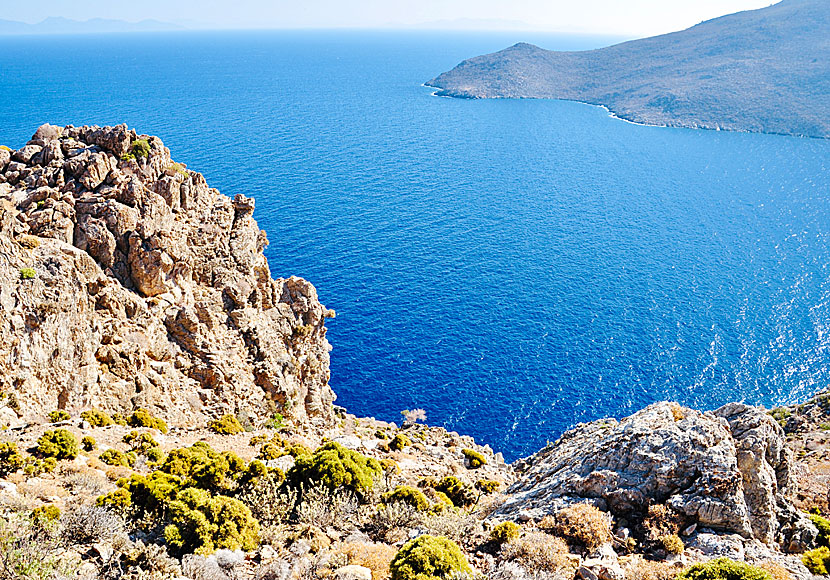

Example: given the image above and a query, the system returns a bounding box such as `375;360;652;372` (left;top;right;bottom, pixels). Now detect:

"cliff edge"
0;124;335;428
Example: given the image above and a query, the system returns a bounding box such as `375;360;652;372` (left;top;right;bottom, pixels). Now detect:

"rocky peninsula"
426;0;830;138
0;124;829;580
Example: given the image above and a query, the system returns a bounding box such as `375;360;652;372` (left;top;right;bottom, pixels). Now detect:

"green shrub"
287;441;382;499
123;430;159;453
256;435;311;461
81;436;96;452
659;534;684;554
678;558;772;580
160;442;245;494
804;547;830;575
475;479;501;494
36;429;78;460
435;476;475;508
31;505;60;525
112;413;127;426
811;514;830;547
96;487;132;516
208;415;244;435
383;485;430;512
163;487;259;555
24;456;56;476
389;434;411;451
491;521;521;545
462;448;486;468
145;447;165;463
99;448;133;467
127;409;168;433
130;139;151;158
81;409;114;427
48;410;70;423
265;413;285;430
0;441;24;476
389;535;470;580
19;268;35;280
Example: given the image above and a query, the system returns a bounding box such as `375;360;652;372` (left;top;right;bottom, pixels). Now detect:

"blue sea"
1;31;829;461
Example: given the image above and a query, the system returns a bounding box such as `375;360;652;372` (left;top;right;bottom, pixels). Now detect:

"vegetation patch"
36;429;78;460
208;414;244;435
48;410;70;423
389;535;470;580
19;268;36;280
81;409;114;427
288;441;382;499
490;521;521;545
462;448;486;468
127;409;168;433
678;558;773;580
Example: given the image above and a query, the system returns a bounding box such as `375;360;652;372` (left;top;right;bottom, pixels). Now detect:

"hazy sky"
6;0;777;36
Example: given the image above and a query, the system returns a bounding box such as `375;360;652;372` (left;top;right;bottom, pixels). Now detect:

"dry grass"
623;556;682;580
550;504;612;551
340;541;398;580
758;561;794;580
499;532;577;574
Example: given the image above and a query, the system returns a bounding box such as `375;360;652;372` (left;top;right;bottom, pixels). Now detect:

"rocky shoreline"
1;124;829;580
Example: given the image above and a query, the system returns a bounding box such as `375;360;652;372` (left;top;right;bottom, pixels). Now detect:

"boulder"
496;402;816;551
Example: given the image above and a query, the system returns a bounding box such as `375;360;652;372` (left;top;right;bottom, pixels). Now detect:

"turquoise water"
1;31;829;460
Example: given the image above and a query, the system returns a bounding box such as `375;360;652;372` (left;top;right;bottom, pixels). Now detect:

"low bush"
61;504;125;545
0;441;24;476
208;415;244;435
127;409;168;433
434;476;475;508
81;409;114;427
96;487;133;516
811;514;830;547
81;436;96;452
31;505;60;526
237;472;295;528
462;448;486;468
475;479;501;494
287;441;382;499
36;429;78;460
383;485;430;512
123;430;159;453
340;542;398;580
19;268;36;280
389;535;470;580
264;413;285;430
164;487;259;555
678;558;772;580
23;456;56;476
48;410;70;423
551;503;612;551
803;547;830;575
131;139;151;158
389;434;411;451
100;448;134;467
659;534;684;554
499;532;575;574
491;521;521;545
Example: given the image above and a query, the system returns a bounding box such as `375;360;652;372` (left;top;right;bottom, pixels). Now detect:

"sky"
4;0;778;37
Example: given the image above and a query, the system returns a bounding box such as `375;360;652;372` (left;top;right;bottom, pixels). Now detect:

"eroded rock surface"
496;402;816;551
0;124;335;427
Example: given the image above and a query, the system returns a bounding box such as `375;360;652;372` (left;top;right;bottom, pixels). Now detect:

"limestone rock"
0;125;335;428
496;402;815;551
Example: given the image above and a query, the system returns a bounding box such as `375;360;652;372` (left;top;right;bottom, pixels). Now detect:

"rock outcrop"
496;402;816;552
0;124;335;427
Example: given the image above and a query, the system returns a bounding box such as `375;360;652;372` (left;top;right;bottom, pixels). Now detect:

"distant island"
426;0;830;139
0;17;181;35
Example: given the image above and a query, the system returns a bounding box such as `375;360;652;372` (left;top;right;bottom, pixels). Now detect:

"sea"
1;30;829;461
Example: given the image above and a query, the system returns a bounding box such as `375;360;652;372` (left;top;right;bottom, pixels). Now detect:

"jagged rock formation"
496;402;816;552
427;0;830;138
0;124;335;427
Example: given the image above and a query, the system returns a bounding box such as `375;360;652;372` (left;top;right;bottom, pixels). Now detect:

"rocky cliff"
0;124;335;427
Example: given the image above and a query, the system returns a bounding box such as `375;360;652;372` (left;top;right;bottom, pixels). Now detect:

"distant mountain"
0;17;181;35
426;0;830;138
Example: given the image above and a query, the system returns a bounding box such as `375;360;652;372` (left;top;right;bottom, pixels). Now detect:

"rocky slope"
0;124;335;428
427;0;830;138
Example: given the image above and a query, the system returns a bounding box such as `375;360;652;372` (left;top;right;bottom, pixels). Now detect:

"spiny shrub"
383;486;430;512
462;448;486;468
0;441;24;476
678;558;772;580
128;409;168;433
803;547;830;575
36;429;78;460
287;441;382;499
161;442;245;493
659;534;684;555
131;139;151;158
389;535;470;580
81;409;114;427
31;504;60;525
208;415;244;435
434;476;475;508
24;456;56;476
81;436;96;452
163;487;259;555
100;448;134;467
552;503;612;551
19;268;36;280
811;513;830;547
123;430;159;453
499;532;575;573
96;487;133;516
389;434;411;451
48;410;70;423
491;521;521;545
475;480;501;494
